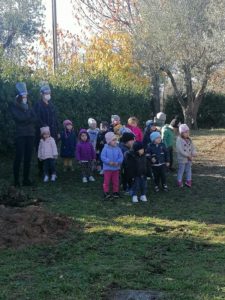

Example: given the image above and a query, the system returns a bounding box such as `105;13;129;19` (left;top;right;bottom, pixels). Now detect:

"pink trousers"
103;170;120;193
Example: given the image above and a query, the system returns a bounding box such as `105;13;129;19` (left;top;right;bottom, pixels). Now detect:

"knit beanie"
40;82;51;94
156;112;167;121
133;141;144;152
16;82;28;96
111;115;120;123
179;124;189;134
63;120;72;127
150;131;161;142
105;132;117;144
88;118;97;126
146;120;156;128
119;126;132;136
121;132;135;143
40;126;50;135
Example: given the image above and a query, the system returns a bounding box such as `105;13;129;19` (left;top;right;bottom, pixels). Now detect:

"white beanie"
40;126;50;135
88;118;97;126
179;124;190;134
105;132;117;144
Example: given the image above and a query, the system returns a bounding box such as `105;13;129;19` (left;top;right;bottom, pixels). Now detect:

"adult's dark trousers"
13;136;34;184
152;164;167;187
167;146;174;169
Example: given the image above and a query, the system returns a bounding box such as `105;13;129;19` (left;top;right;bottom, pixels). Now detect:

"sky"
42;0;79;34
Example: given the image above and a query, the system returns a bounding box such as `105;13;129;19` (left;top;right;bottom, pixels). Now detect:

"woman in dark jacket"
10;82;36;186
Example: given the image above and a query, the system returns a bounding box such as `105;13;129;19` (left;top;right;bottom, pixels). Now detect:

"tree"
0;0;44;53
135;0;225;128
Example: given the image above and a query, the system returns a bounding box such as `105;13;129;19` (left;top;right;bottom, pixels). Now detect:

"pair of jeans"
152;164;167;187
103;170;120;193
177;161;192;182
13;136;34;184
132;176;147;196
80;161;92;178
43;158;56;176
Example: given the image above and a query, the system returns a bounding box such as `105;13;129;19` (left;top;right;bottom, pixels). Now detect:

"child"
161;118;180;171
76;129;96;183
101;132;123;199
87;118;99;150
38;126;58;182
96;121;109;174
110;115;123;138
176;124;197;188
146;132;170;192
127;117;143;142
143;120;158;149
124;142;148;203
119;132;136;193
60;120;76;172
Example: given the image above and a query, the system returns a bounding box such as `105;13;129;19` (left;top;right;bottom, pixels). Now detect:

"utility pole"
52;0;58;72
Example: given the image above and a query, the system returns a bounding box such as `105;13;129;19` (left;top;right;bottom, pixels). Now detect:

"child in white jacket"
38;126;58;182
176;124;197;188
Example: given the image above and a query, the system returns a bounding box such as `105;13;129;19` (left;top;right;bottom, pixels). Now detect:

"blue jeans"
43;159;56;176
177;161;192;182
132;176;147;196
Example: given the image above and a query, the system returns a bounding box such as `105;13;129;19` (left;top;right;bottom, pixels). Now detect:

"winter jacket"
34;100;59;141
60;129;76;158
124;150;148;180
146;142;169;166
10;102;36;137
162;125;175;148
87;128;99;150
127;125;143;142
119;142;130;155
96;130;108;153
38;137;58;160
101;144;123;171
76;129;96;161
176;136;196;163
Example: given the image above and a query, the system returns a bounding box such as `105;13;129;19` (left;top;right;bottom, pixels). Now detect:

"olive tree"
135;0;225;127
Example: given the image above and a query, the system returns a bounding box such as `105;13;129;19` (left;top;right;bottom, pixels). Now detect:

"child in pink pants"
101;132;123;200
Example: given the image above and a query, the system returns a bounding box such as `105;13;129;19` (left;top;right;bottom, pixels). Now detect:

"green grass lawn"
0;129;225;300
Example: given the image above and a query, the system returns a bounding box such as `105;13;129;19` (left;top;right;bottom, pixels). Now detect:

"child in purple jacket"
76;129;96;183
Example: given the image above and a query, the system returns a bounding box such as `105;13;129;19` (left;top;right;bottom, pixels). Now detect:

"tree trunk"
152;72;161;114
182;106;193;128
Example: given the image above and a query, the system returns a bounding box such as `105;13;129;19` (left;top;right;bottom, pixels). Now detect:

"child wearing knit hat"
176;124;197;188
146;132;170;192
101;132;123;199
38;126;58;182
60;120;76;172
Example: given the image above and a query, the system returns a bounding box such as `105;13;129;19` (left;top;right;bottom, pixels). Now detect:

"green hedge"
0;75;152;153
164;93;225;128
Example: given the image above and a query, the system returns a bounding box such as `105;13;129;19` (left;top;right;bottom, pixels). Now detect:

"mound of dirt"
0;205;72;249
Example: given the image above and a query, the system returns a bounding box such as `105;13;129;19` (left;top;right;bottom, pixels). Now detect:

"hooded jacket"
101;144;123;171
76;129;96;161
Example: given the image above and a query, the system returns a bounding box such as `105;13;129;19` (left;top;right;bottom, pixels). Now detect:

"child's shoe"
140;195;148;202
154;186;160;193
132;195;139;203
185;180;192;188
163;184;169;192
44;175;49;183
89;176;95;182
100;169;104;175
104;192;111;200
177;181;183;188
113;192;120;199
51;174;57;182
82;177;88;183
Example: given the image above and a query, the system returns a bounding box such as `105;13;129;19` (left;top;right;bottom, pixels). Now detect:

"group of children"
37;114;197;202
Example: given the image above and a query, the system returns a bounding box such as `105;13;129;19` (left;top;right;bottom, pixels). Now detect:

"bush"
164;93;225;128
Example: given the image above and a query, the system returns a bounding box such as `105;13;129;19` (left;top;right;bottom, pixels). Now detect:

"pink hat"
40;126;50;135
63;120;72;127
179;124;189;134
105;132;117;144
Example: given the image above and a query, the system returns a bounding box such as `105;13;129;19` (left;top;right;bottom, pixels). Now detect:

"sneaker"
82;177;88;183
51;174;57;182
140;195;148;202
185;180;192;188
44;175;49;183
104;192;111;200
99;170;104;175
163;184;169;192
132;195;139;203
89;176;95;182
113;192;120;199
154;186;160;193
177;181;183;188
